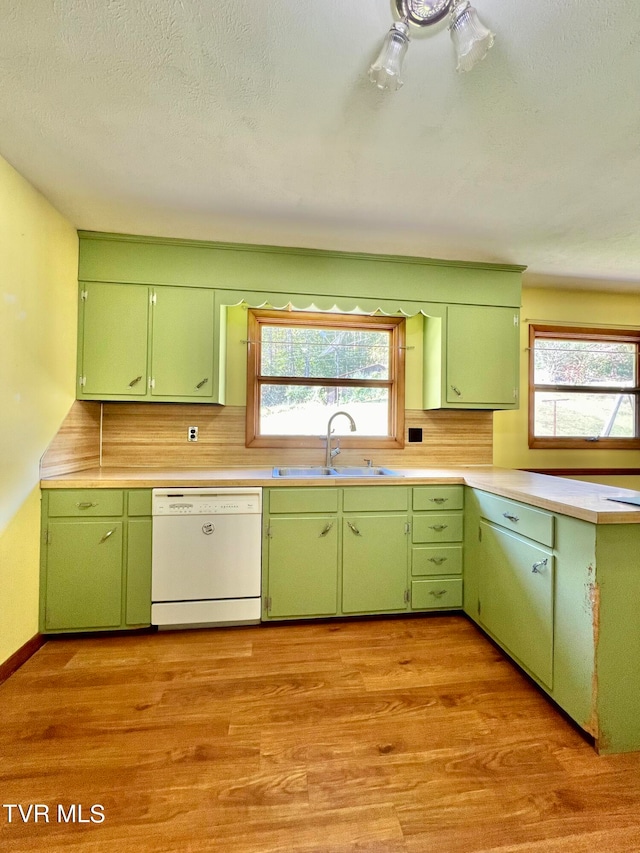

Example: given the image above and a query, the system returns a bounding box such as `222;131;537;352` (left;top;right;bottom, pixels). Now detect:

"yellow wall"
494;287;640;471
0;155;78;665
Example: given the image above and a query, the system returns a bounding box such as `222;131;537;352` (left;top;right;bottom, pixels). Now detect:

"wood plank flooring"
2;615;640;852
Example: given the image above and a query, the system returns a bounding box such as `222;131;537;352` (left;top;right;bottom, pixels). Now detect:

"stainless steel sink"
272;467;337;478
272;466;403;478
333;466;403;477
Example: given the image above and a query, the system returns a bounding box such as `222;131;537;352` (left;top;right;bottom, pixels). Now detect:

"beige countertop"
40;465;640;525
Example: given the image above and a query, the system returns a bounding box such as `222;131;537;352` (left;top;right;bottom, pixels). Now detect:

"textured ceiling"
1;0;640;288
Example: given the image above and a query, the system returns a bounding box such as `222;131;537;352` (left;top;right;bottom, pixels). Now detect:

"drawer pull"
128;375;143;387
428;556;447;565
450;385;462;397
532;559;548;574
319;522;334;537
503;512;520;523
429;589;448;599
429;524;448;532
195;377;209;389
347;521;362;536
76;501;98;509
99;528;116;544
429;497;448;504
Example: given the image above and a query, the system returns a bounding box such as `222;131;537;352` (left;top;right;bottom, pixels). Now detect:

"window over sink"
529;324;640;449
246;309;405;448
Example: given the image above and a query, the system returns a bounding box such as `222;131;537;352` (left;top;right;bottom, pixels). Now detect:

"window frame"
246;309;406;449
528;324;640;449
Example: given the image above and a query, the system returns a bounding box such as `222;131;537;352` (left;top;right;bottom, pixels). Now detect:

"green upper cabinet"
424;304;520;410
79;282;149;396
77;282;224;403
150;286;214;398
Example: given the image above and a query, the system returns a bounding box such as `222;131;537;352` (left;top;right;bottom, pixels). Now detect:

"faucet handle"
364;458;373;468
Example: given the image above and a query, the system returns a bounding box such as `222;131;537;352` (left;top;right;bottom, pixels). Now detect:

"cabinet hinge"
404;522;411;535
150;291;157;306
78;376;86;388
44;528;52;545
513;387;518;400
478;525;482;541
265;525;273;539
513;314;519;327
148;377;155;390
265;596;272;612
404;589;410;604
80;290;88;301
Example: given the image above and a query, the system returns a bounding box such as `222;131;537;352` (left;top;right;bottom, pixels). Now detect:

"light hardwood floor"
2;615;640;852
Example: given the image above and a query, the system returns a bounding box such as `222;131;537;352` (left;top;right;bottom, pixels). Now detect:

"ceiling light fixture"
369;0;495;92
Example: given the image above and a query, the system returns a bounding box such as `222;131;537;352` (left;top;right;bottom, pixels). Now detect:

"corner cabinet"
40;489;152;633
76;282;225;403
262;485;464;622
424;304;520;410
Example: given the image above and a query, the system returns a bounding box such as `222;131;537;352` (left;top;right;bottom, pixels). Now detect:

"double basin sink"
273;466;403;478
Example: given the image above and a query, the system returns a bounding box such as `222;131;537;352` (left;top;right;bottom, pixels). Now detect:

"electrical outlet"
188;426;198;442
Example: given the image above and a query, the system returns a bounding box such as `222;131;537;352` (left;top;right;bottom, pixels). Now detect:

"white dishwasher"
151;487;262;628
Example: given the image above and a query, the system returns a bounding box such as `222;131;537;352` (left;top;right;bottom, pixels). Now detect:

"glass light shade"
449;1;495;73
368;21;410;91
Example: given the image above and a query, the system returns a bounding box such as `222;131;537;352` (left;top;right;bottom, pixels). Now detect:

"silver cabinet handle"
128;375;143;387
429;497;448;504
76;501;97;509
347;521;362;536
429;524;448;532
195;378;209;389
428;556;447;565
429;589;448;599
503;512;520;523
451;385;462;396
99;528;116;544
319;522;334;537
532;559;548;574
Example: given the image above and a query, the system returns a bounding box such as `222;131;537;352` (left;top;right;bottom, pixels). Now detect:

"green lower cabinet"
265;516;339;618
126;518;152;625
41;489;152;633
478;520;554;689
342;514;409;614
43;520;124;631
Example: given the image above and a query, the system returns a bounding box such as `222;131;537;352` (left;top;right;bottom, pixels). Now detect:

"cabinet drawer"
47;490;124;517
476;491;554;547
413;486;463;511
342;487;408;513
412;579;462;610
127;490;152;516
412;513;463;543
269;488;339;514
412;545;462;576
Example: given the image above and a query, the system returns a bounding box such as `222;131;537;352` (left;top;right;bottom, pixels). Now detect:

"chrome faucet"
325;411;357;468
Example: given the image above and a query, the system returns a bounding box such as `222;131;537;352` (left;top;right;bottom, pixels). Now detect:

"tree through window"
529;325;640;449
246;309;405;448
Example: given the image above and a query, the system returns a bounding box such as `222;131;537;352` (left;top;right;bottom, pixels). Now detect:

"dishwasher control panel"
152;488;262;516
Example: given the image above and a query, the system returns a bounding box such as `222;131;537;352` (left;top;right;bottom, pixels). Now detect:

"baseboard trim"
0;634;45;684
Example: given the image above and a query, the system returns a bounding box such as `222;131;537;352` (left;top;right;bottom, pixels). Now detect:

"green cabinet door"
80;282;149;396
446;305;519;405
266;516;339;618
150;286;215;398
478;520;554;688
44;520;124;631
126;517;152;625
342;514;409;613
